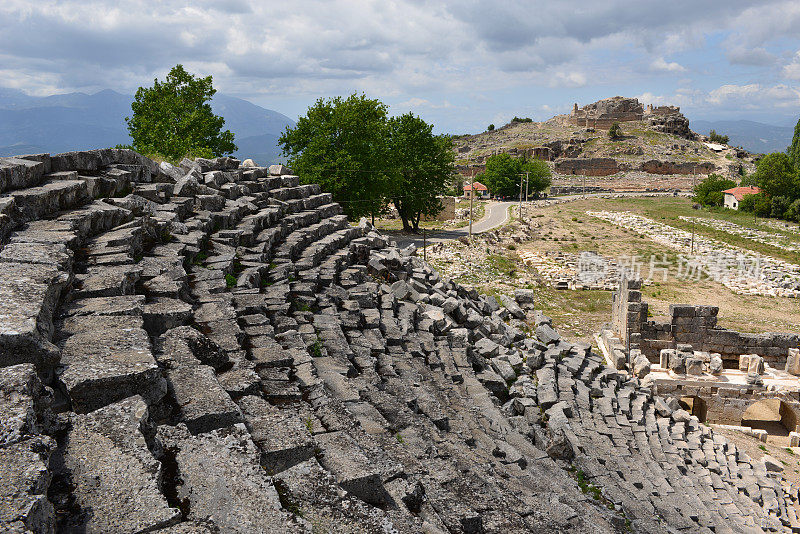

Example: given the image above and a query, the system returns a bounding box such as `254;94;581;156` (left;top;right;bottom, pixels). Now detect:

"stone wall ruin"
611;273;800;367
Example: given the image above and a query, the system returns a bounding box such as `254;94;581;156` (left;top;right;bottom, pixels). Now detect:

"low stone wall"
555;158;619;176
612;274;800;367
549;185;612;195
639;160;714;175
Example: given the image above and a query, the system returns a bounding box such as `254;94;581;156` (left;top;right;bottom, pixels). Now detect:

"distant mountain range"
692;119;795;154
0;88;294;165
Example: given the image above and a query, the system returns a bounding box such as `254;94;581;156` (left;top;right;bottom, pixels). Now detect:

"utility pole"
423;228;427;261
525;172;530;203
468;168;474;240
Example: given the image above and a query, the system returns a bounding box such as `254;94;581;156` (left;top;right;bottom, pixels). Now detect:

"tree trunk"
412;211;421;232
394;199;414;233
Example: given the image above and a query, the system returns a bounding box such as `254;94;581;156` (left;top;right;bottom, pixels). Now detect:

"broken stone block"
762;455;783;473
668;351;685;374
157;423;296;533
746;372;763;386
314;430;389;506
514;288;535;306
74;264;142;298
746;354;764;375
167;364;242;434
535;323;560;345
0;262;69;369
59;325;166;413
61;396;180;532
790;431;800;447
786;348;800;376
0;241;73;272
163;326;229;371
685;357;704;376
709;353;723;375
142;298;193;335
0;436;56;533
633;352;651;379
237;396;314;474
61;295;146;317
654;398;672;417
0;363;52;447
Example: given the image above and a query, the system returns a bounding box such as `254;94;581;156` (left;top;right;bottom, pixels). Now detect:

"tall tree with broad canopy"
693;174;736;207
480;153;551;198
386;113;455;232
279;93;390;220
750;152;799;199
522;157;552;197
126;64;236;162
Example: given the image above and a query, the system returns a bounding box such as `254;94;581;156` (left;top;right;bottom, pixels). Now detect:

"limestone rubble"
0;149;796;532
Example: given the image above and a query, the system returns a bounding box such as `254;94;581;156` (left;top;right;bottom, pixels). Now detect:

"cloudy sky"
2;0;800;133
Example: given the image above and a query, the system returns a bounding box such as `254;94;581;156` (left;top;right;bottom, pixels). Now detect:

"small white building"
722;186;760;210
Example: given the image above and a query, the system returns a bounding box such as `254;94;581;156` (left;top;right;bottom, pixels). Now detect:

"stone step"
0;435;56;533
58;317;166;413
58;396;180;532
0;262;69;369
6;179;88;221
237;395;315;473
0;156;46;194
156;423;299;533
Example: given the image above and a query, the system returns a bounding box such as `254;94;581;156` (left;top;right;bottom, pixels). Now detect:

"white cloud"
782;51;800;80
0;0;800;130
549;71;587;88
650;57;686;73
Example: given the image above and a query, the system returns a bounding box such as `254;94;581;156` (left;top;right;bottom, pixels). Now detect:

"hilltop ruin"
0;149;797;533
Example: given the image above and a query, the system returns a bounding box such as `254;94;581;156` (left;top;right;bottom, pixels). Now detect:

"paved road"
393;201;514;249
391;192;686;249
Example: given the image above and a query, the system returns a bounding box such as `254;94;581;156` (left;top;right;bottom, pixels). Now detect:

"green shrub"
608;122;622;139
709;129;729;144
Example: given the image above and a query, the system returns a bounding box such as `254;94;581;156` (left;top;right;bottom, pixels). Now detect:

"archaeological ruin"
569;96;693;138
2;148;800;533
602;274;800;447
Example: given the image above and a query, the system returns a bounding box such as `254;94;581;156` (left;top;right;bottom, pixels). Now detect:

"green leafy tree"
785;199;800;222
608;122;622;139
386;113;455;232
739;192;772;216
708;129;729;144
749;152;799;199
126;64;236;162
279;93;390;220
479;153;524;198
487;124;495;131
522;158;552;197
693;174;736;207
789;117;800;170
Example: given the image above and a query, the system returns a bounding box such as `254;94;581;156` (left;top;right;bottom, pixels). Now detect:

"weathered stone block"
59;325;166;413
237;396;314;473
167;364;241;434
0;436;56;533
315;430;388;506
0;262;68;369
62;396;179;532
786;348;800;376
157;423;295;533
